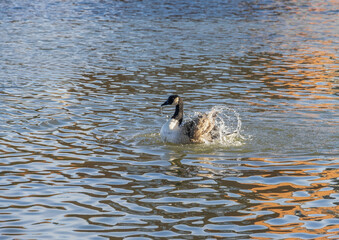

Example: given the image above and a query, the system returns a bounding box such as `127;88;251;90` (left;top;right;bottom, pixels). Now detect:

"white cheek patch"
172;97;179;105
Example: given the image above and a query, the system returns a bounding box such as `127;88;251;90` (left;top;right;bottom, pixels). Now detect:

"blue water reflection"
1;0;338;239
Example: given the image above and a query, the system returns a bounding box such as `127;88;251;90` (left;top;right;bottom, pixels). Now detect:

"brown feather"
183;111;218;143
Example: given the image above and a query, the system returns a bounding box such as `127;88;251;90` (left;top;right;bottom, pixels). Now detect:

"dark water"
1;0;338;239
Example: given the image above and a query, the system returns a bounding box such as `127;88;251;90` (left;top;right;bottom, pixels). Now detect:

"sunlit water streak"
0;0;338;239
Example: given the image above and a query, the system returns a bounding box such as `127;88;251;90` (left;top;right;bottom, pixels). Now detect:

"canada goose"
160;95;218;144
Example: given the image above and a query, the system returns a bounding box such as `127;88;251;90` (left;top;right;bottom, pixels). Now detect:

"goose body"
160;118;190;144
160;95;217;144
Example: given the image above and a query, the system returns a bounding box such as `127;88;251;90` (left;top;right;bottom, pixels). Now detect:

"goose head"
161;95;183;125
161;95;180;106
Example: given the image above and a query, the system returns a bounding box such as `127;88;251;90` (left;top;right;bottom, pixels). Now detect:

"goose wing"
183;111;217;143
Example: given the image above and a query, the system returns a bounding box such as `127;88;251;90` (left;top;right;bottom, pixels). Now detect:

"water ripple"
1;0;338;239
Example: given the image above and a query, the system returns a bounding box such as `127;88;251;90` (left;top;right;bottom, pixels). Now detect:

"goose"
160;95;218;144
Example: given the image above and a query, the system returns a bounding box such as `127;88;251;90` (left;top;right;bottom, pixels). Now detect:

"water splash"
187;105;244;146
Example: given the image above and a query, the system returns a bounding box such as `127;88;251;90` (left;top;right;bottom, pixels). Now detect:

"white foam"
187;105;244;146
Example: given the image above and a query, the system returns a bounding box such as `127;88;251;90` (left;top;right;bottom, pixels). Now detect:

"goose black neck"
171;98;183;125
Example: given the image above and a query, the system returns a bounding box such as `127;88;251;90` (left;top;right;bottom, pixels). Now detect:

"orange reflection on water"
240;157;339;238
262;50;337;99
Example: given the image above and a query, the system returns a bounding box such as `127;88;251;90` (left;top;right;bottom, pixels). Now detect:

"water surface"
1;0;338;239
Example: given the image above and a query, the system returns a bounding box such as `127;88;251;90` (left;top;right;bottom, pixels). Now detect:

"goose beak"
161;100;170;106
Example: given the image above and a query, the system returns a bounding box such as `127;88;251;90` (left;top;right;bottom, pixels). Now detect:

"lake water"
1;0;338;239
